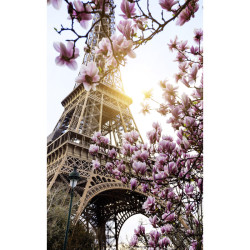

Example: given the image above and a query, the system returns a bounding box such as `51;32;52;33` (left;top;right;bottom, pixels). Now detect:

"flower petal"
52;0;62;10
66;60;78;70
55;56;64;66
53;42;61;52
83;82;91;91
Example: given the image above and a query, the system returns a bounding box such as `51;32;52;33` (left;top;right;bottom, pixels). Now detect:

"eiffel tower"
47;1;149;249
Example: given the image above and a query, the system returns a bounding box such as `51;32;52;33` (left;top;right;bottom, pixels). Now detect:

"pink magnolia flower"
105;162;113;171
142;196;156;213
129;235;138;247
53;42;79;70
124;131;139;144
134;224;145;236
182;77;191;88
140;103;150;115
112;169;121;179
108;148;117;158
138;224;145;234
190;45;199;55
147;130;157;144
121;142;133;155
159;237;171;248
134;17;147;30
100;135;109;145
184;116;195;127
166;162;177;175
174;72;183;83
73;1;92;29
92;159;100;170
194;29;203;44
168;36;178;51
75;62;100;91
167;189;175;199
89;144;99;154
197;178;203;191
189;241;197;250
132;161;147;175
117;163;126;172
149;215;158;227
149;230;161;242
92;131;102;144
189;65;199;82
117;19;136;40
171;106;181;118
159;0;178;12
120;0;136;19
47;0;62;10
161;224;173;234
92;132;109;145
141;183;149;193
158;140;170;153
181;93;190;108
162;212;175;222
105;35;136;67
95;37;111;56
114;35;136;58
179;62;188;73
175;52;186;63
141;150;149;161
152;122;161;132
157;104;168;115
185;183;194;196
164;83;178;96
179;40;189;51
148;239;156;248
121;176;128;184
132;150;148;162
182;136;190;149
130;178;137;189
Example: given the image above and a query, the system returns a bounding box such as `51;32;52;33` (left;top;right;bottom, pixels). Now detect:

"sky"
2;0;250;249
47;0;203;244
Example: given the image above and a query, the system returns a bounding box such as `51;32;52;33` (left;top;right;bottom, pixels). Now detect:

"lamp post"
63;166;80;250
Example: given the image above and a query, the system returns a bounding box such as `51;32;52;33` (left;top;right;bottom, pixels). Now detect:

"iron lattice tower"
47;2;148;249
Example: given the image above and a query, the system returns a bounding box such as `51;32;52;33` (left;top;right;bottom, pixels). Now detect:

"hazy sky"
47;0;203;244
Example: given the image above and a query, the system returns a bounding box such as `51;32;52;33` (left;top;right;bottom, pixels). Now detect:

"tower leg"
114;214;118;250
97;224;106;250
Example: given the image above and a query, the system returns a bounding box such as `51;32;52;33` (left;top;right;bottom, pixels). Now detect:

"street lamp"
63;166;80;250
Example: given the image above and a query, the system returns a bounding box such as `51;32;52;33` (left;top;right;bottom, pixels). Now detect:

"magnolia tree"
48;0;203;249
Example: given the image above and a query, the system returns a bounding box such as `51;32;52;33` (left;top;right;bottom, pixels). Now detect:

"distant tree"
47;183;98;250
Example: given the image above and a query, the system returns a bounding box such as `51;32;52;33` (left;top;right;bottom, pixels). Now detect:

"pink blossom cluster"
92;131;109;145
95;34;136;68
90;103;202;247
90;30;203;248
